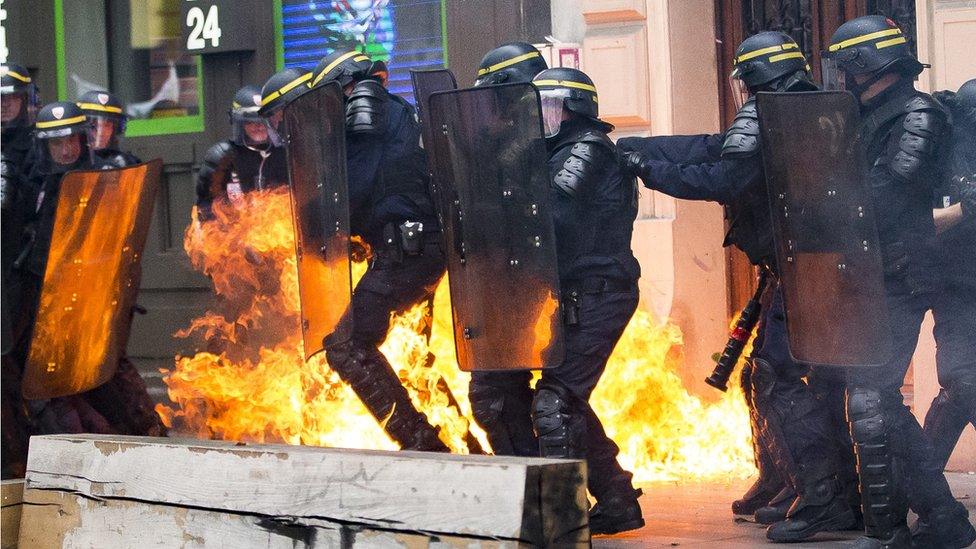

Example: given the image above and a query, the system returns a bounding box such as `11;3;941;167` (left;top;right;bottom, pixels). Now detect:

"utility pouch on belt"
563;289;581;327
398;221;424;256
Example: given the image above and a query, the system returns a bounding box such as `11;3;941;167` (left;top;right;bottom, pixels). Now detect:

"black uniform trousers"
472;283;638;499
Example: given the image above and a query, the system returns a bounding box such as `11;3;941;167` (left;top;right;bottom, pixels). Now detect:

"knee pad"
847;387;885;442
749;358;777;399
532;381;586;459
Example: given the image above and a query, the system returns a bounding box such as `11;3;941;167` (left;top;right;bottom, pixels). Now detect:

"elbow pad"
721;100;760;159
346;80;388;136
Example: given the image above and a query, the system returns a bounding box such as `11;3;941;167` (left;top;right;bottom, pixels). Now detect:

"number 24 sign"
181;1;254;54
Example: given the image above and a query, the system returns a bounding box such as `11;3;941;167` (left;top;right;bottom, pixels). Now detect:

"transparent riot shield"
428;83;563;371
283;81;352;360
22;160;162;399
758;91;891;367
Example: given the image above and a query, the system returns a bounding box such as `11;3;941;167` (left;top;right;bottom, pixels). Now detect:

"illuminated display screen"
280;0;446;103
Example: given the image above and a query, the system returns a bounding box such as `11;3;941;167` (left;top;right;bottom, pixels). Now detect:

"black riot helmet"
259;68;312;141
258;68;312;117
729;32;815;108
34;101;91;174
475;42;548;87
2;62;39;130
77;90;127;152
533;68;602;138
955;78;976;128
229;84;278;149
822;16;923;98
311;50;388;90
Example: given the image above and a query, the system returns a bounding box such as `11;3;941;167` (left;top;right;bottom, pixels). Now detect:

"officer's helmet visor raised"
539;87;571;137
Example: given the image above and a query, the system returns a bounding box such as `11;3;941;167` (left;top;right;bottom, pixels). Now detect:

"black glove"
957;175;976;218
620;150;646;178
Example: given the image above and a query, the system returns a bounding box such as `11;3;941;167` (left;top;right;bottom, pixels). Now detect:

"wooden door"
714;0;916;312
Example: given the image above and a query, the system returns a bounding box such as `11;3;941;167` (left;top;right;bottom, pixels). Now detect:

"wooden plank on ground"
22;435;588;547
1;479;23;549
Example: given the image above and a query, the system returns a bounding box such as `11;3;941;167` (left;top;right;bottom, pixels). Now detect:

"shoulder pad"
553;135;613;198
890;95;949;181
203;141;235;166
346;80;388;136
721;100;760;158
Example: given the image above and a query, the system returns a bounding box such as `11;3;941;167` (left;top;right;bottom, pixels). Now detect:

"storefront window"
279;0;446;104
56;0;204;136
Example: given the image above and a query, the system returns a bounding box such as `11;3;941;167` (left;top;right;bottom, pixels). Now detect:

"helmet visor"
728;73;751;110
233;109;276;148
88;115;120;151
820;57;848;91
539;88;571;138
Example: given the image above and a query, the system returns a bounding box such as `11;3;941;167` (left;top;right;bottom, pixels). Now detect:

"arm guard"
552;132;614;198
889;96;949;183
721;99;760;159
346;80;388;136
195;141;235;217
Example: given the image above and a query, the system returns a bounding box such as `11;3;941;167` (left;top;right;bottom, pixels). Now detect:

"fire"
157;188;755;481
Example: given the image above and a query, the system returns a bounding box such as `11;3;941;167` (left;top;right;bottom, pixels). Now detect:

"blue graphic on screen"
281;0;445;103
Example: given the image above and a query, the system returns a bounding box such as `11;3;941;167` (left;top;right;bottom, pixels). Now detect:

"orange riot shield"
22;160;162;399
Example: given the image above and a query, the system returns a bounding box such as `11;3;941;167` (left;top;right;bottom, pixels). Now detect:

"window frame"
53;0;206;137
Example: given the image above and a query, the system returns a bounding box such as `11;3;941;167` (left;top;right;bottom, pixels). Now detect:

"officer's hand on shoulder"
620;150;645;178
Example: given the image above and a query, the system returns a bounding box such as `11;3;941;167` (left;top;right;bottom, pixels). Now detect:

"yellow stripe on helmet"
734;42;800;64
828;28;902;52
477;51;543;76
875;36;907;50
768;51;806;63
532;79;598;94
36;115;87;129
77;102;124;115
311;51;363;87
3;69;31;83
261;72;313;106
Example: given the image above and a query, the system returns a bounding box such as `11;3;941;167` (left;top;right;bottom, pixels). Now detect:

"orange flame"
157;188;755;481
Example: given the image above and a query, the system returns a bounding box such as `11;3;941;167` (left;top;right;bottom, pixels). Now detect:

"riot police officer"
910;79;976;542
529;68;644;535
466;42;549;460
308;50;447;452
619;32;860;542
1;62;39;172
77;90;141;168
196;83;290;220
822;16;975;549
473;41;549;87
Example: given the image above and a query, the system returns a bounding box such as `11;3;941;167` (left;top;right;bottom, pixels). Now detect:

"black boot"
734;363;786;517
765;477;857;542
755;486;795;525
911;503;976;549
589;488;644;536
325;340;448;452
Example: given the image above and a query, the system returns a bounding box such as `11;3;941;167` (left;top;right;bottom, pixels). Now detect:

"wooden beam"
22;435;588;547
1;480;23;549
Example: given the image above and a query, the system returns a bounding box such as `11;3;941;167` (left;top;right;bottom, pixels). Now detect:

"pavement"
593;473;976;548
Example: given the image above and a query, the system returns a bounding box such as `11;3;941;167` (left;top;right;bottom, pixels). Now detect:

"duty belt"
562;277;636;295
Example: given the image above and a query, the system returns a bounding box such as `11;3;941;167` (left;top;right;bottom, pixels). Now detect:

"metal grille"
867;0;918;55
741;0;816;62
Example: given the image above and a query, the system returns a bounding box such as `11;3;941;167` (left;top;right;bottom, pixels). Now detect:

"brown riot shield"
282;81;353;360
758;91;891;367
22;160;162;399
427;83;563;372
